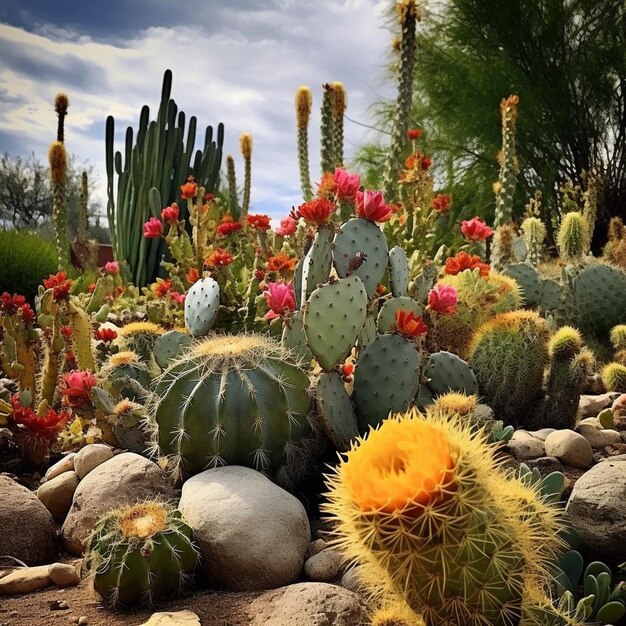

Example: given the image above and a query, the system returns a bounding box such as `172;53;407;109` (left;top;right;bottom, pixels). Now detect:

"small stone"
579;393;620;418
529;428;556;442
304;549;343;582
307;538;328;558
49;563;80;587
37;471;79;521
588;373;606;395
507;430;545;461
576;424;622;449
138;611;201;626
579;417;601;427
341;565;365;594
49;600;69;610
77;617;88;625
44;454;76;482
545;430;593;469
74;444;113;479
0;565;50;594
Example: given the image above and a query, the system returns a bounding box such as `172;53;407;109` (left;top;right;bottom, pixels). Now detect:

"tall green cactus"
331;81;346;167
240;132;252;217
320;83;335;175
105;69;224;287
295;86;313;202
494;95;520;227
382;0;419;203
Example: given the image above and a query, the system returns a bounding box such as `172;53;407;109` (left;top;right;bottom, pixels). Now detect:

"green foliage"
0;230;57;302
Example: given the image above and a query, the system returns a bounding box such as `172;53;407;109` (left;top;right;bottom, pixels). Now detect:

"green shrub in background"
0;230;57;302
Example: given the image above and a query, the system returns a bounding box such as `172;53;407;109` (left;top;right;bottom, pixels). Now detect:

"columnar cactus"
83;501;199;607
240;132;253;217
150;334;316;487
295;85;314;202
493;95;520;227
320;83;335;175
226;154;240;219
331;81;346;167
557;212;590;261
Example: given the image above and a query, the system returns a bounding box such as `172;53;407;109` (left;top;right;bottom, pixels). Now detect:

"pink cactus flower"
333;168;361;202
355;190;395;223
104;261;119;275
161;203;179;223
143;217;164;238
461;216;494;241
275;216;298;237
263;282;296;320
428;285;458;315
59;370;97;408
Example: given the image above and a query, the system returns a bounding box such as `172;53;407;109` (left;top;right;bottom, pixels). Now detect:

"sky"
0;0;396;223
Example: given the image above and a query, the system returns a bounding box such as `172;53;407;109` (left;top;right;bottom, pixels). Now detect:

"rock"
566;456;626;565
62;452;175;555
179;466;310;591
579;393;620;418
77;617;88;625
544;430;593;469
49;562;80;587
248;582;369;626
528;428;555;442
524;456;565;475
0;475;57;565
507;430;545;461
304;549;343;582
74;444;113;479
341;565;365;594
612;394;626;431
307;539;328;558
588;373;606;395
37;471;79;521
576;424;622;449
0;565;51;594
578;417;601;427
43;453;76;482
138;611;201;626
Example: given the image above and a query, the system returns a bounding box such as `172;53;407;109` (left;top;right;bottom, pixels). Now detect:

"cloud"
0;1;396;219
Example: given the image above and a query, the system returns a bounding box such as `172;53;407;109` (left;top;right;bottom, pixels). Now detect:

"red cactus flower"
406;128;422;140
10;394;70;439
333;168;361;202
421;157;432;170
161;203;180;223
376;284;387;296
95;328;117;343
431;194;451;214
87;283;97;293
1;292;26;314
255;269;266;280
152;278;172;299
267;253;297;275
217;219;243;236
104;261;119;274
263;282;296;320
143;217;164;238
205;248;234;268
43;272;72;302
428;285;458;315
19;304;35;324
275;216;298;237
355;190;395;223
61;325;73;338
444;251;490;277
395;309;428;338
180;176;198;200
341;362;354;378
297;198;335;225
247;214;272;231
169;291;185;305
461;217;494;242
186;267;200;284
59;370;97;408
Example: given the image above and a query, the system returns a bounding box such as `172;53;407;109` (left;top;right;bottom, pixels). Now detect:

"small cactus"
557;212;590;261
601;362;626;393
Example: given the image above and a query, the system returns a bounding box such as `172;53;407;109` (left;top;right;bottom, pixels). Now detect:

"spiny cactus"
225;154;240;219
557;212;590;261
331;81;346;167
521;214;546;267
382;0;419;203
240;132;252;217
323;407;573;626
83;501;199;607
115;322;164;362
320;83;335;175
601;362;626;392
295;85;314;201
604;217;626;268
494;95;520;227
150;334;317;488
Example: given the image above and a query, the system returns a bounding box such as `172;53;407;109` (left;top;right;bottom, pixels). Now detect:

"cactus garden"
1;1;626;625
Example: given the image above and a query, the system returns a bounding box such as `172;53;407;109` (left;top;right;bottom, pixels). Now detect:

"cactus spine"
295;86;314;201
557;212;590;261
240;132;252;216
320;83;335;174
382;0;419;203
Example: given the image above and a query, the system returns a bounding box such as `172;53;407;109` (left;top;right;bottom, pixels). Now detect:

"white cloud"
0;1;396;220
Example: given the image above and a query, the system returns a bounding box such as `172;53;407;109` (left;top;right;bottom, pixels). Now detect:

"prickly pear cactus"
377;296;422;334
353;333;420;431
281;310;313;363
333;217;388;297
503;263;542;307
184;277;220;337
83;501;199;607
153;330;192;369
423;351;477;397
303;276;367;371
414;262;439;304
316;371;359;451
357;313;377;353
388;246;409;297
301;226;333;304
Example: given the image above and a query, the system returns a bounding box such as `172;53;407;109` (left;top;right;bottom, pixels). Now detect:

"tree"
356;0;625;249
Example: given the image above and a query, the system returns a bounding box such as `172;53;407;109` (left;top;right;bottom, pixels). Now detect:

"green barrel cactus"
83;501;199;607
150;334;316;487
557;211;590;261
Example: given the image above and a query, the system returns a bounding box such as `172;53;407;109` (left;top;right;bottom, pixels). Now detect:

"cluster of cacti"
323;407;583;626
105;69;224;287
83;501;199;607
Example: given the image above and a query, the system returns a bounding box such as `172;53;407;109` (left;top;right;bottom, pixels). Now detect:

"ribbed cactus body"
557;212;590;261
84;502;199;607
494;95;519;226
323;409;565;626
295;86;313;202
151;335;315;486
601;362;626;392
521;216;546;266
320;83;335;174
469;311;550;424
115;322;165;363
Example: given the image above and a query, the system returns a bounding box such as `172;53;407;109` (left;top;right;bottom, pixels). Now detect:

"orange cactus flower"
205;248;234;268
395;309;428;338
444;251;490;277
297;198;335;225
247;214;271;231
180;176;198;200
186;267;200;284
152;278;172;299
267;252;298;275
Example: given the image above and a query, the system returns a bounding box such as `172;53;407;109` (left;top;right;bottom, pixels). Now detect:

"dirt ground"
0;582;264;626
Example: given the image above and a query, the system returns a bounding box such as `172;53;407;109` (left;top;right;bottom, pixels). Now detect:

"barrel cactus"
150;334;317;488
83;501;199;607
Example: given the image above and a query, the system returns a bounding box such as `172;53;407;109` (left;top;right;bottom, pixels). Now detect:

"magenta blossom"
355;190;395;223
333;168;361;202
428;285;458;315
275;216;298;237
104;261;119;275
143;217;164;238
263;282;296;320
461;217;494;242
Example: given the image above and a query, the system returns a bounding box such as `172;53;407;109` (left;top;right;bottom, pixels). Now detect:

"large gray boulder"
0;475;57;565
566;456;626;565
61;452;175;555
179;466;310;591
